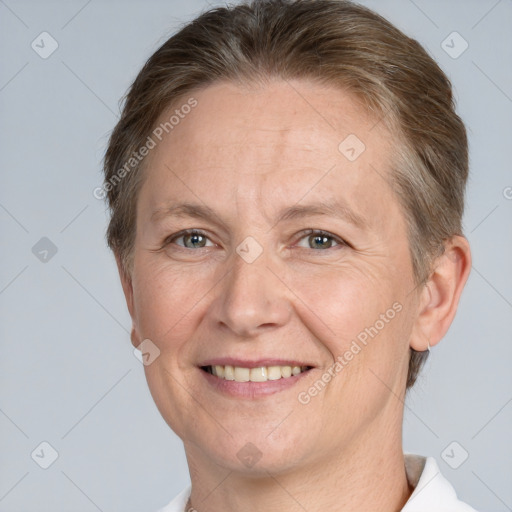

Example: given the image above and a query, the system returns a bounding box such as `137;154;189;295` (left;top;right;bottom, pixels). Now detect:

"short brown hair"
103;0;468;389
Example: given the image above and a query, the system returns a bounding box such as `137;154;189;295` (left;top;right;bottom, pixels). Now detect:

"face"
123;80;421;475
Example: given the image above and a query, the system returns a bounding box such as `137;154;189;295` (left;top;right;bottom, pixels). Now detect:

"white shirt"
157;453;478;512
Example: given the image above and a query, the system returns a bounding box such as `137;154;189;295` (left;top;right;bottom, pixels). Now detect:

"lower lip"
199;368;312;399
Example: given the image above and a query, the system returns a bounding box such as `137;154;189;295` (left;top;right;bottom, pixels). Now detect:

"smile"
202;365;312;382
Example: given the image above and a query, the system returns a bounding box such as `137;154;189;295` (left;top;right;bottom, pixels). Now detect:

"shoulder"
402;453;479;512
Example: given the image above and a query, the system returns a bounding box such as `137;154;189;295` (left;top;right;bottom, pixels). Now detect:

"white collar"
401;453;477;511
157;454;478;512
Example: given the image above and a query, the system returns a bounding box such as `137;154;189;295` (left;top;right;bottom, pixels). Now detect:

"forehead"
159;79;387;165
140;79;400;229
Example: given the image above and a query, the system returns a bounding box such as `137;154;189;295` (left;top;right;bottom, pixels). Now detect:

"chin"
194;424;315;476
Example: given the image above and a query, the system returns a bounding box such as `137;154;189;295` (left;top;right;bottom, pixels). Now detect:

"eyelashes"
164;229;211;249
295;229;348;250
163;228;350;251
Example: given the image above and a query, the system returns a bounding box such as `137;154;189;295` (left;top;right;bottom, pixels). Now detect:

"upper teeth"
208;365;308;382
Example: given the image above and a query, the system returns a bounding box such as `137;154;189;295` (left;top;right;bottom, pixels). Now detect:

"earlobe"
131;326;141;349
410;235;471;351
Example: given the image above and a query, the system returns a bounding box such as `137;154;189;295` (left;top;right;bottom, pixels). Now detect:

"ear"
410;235;471;351
115;253;141;349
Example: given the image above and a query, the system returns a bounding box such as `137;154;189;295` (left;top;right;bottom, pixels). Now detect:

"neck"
184;416;413;512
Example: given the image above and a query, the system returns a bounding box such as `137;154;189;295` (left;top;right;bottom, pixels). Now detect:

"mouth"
201;364;313;383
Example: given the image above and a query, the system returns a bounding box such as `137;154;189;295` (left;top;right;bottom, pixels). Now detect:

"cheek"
131;262;211;348
289;263;396;344
289;262;411;387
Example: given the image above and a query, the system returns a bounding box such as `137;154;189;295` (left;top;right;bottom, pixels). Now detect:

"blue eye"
296;229;346;250
167;229;214;249
164;229;347;251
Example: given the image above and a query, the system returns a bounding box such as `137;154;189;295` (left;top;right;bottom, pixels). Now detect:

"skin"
117;79;471;512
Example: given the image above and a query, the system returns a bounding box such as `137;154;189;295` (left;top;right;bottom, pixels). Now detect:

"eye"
295;229;347;250
163;229;348;251
165;229;215;249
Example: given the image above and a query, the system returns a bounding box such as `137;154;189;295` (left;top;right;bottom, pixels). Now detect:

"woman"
102;1;477;510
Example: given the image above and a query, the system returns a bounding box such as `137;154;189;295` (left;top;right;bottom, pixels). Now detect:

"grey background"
0;0;511;510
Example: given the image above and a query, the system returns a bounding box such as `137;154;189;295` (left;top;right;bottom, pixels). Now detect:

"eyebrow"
151;199;368;230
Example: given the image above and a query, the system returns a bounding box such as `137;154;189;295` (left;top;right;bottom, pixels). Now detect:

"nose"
209;249;292;338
